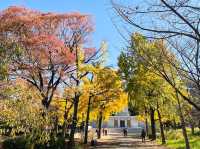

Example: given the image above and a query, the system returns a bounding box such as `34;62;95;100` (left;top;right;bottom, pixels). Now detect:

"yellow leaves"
136;115;145;122
97;89;128;121
72;67;127;122
0;80;45;135
121;33;191;122
79;63;95;74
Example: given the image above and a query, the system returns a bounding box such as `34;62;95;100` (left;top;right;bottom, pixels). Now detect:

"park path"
90;134;168;149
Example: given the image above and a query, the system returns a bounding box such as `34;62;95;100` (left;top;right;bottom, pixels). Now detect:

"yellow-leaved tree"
118;33;191;146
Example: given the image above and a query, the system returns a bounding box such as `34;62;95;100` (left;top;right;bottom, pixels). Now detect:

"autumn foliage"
0;6;95;108
0;6;128;149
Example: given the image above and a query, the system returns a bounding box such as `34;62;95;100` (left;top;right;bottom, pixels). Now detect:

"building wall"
104;116;142;128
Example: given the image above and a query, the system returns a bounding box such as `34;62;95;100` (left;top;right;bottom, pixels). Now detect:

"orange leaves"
0;6;97;73
24;34;75;66
0;6;94;66
0;6;99;110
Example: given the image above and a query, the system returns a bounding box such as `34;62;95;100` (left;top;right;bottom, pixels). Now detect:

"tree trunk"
173;119;177;130
62;100;68;138
54;116;58;135
150;107;156;140
68;94;80;149
145;108;149;137
62;120;67;138
84;96;92;144
98;111;103;139
145;118;149;137
157;108;166;144
42;97;49;110
176;91;190;149
191;121;195;135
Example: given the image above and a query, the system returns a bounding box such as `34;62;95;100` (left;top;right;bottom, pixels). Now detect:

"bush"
3;136;27;149
3;135;65;149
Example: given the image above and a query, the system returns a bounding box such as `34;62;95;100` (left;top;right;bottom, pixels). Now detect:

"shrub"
3;136;27;149
3;135;65;149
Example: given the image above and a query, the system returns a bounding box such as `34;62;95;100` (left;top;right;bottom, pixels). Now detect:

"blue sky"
0;0;125;67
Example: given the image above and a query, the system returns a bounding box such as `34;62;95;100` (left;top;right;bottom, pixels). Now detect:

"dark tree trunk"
157;108;166;144
150;107;156;140
145;118;149;137
54;116;58;135
62;120;67;138
84;96;92;144
68;94;80;149
176;91;190;149
145;108;149;137
41;78;61;109
173;119;177;130
98;111;103;139
62;99;68;138
191;121;195;135
42;97;49;109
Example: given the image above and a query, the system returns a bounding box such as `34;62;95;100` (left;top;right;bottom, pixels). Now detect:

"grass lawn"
157;128;200;149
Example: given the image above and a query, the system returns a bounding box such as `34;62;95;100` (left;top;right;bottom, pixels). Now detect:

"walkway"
90;134;168;149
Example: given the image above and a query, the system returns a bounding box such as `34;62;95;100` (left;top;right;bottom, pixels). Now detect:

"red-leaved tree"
0;6;94;109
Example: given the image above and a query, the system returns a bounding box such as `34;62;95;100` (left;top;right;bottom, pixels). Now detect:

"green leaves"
118;33;187;122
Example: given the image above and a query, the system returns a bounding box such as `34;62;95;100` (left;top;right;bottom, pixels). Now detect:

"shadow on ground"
90;134;167;149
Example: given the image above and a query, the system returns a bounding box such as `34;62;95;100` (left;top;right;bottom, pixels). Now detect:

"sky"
0;0;125;67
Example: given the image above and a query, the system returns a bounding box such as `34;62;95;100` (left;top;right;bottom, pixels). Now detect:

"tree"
0;6;93;110
67;43;105;148
92;68;127;139
0;79;53;147
112;0;200;111
80;67;127;142
118;33;191;148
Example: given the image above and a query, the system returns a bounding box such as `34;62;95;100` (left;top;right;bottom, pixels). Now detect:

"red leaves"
84;47;96;60
0;6;95;68
24;34;75;66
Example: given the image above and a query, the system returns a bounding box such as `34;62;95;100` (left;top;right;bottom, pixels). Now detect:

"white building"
92;107;144;134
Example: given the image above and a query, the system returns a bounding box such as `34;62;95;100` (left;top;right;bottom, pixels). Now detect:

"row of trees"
0;6;127;148
112;1;200;149
118;34;192;147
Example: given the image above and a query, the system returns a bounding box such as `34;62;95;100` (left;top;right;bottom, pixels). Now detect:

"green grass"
157;128;200;149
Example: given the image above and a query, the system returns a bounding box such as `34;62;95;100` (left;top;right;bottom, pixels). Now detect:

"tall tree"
112;0;200;111
0;79;52;147
0;6;93;109
67;43;105;148
76;66;127;142
118;33;191;148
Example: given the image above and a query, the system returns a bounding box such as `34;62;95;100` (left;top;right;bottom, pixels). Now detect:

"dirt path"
90;134;168;149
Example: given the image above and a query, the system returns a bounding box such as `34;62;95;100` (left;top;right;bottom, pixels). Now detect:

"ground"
89;134;168;149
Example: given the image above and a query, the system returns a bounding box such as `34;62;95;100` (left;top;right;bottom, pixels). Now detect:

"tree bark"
68;94;80;149
145;117;149;137
176;91;190;149
157;108;166;144
144;108;149;137
62;99;68;138
54;116;58;135
84;96;92;144
150;107;156;140
62;120;67;138
98;111;103;139
190;121;195;135
173;119;177;130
